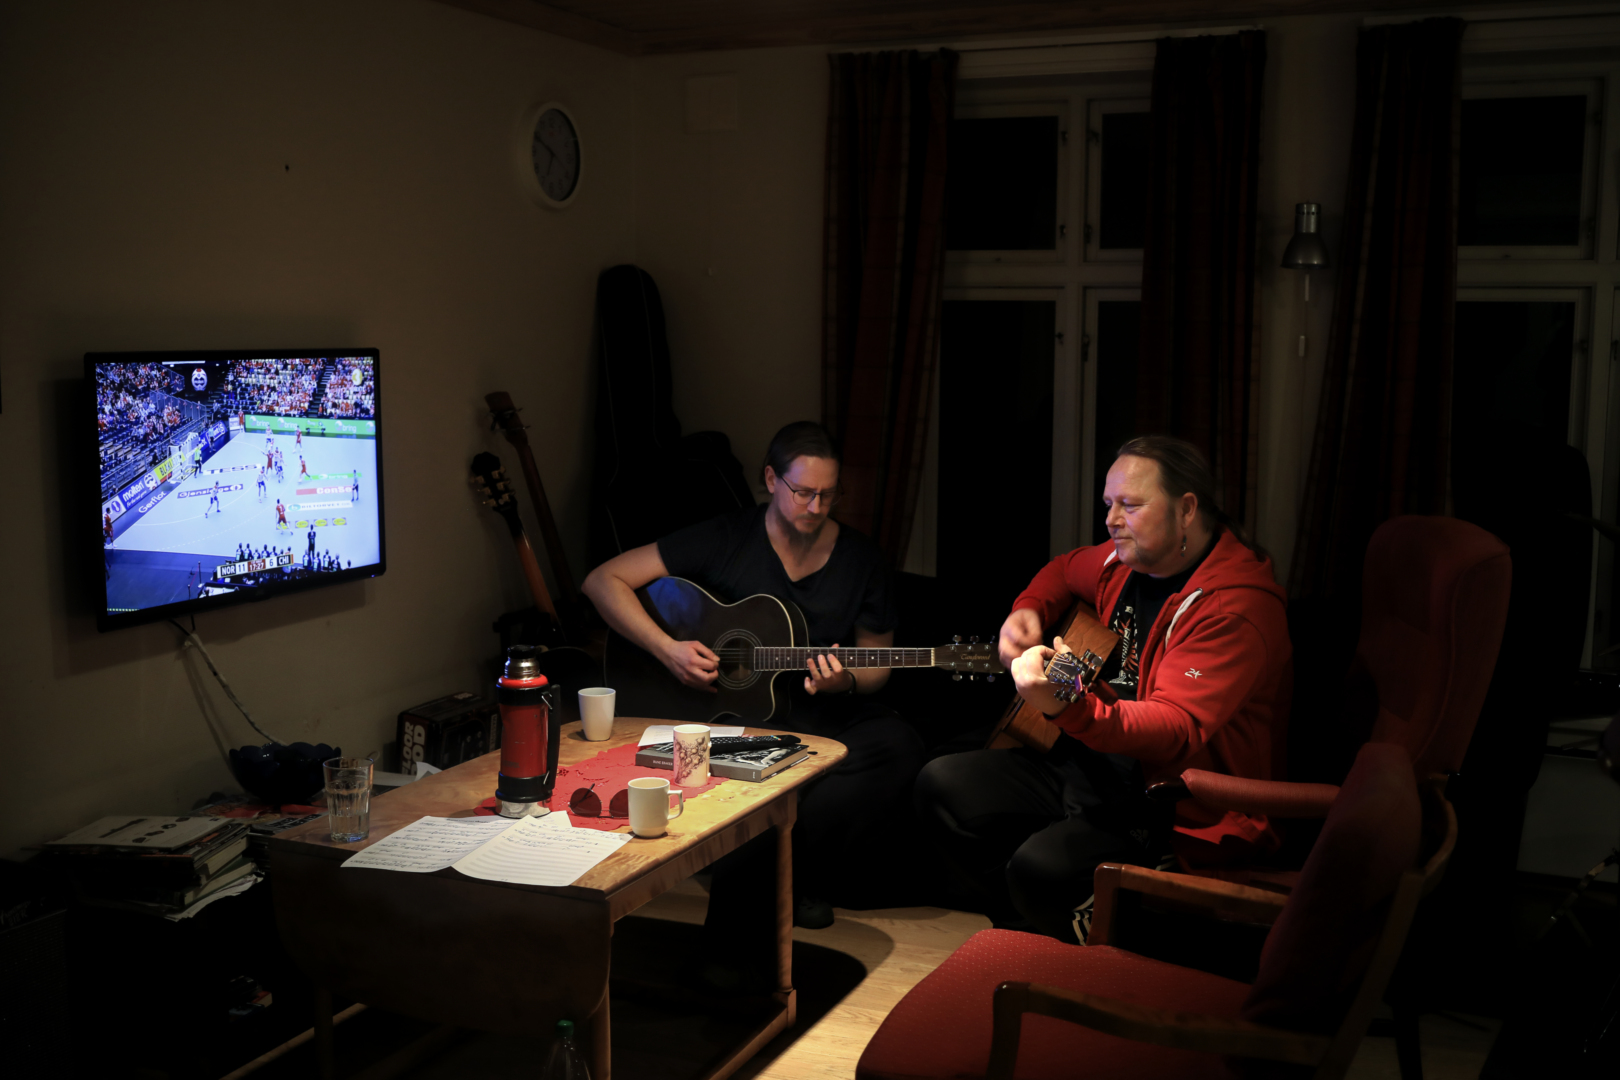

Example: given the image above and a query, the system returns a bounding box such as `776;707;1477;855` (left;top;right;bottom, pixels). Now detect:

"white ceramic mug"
578;687;616;741
672;724;711;787
627;776;684;838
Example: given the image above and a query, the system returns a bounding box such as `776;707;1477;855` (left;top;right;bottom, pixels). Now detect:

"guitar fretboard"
752;647;937;670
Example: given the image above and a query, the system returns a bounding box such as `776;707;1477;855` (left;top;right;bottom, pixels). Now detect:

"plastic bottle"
542;1019;590;1080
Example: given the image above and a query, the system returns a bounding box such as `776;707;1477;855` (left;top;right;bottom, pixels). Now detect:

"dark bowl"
229;742;338;806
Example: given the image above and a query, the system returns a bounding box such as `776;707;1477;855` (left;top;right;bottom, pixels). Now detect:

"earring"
1180;535;1187;556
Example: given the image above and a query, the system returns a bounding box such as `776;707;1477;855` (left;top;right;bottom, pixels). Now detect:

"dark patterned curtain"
822;49;957;563
1137;31;1267;533
1290;18;1465;600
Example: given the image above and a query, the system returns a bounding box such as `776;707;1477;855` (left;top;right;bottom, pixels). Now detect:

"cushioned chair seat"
856;929;1249;1080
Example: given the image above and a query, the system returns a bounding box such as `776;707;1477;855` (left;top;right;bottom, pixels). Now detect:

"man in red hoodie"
914;436;1290;941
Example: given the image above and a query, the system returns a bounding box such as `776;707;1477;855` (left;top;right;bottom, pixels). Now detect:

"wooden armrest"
1089;864;1287;946
987;981;1330;1078
1180;770;1340;818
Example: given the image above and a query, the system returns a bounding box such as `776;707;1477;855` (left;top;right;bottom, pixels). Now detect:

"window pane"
946;117;1058;250
1460;96;1586;246
1098;112;1150;249
938;300;1054;629
1091;300;1141;544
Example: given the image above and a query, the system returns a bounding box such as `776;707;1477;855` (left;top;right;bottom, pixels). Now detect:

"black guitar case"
589;265;754;567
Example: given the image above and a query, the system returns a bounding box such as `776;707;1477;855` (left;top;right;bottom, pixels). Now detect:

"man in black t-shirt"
584;421;924;932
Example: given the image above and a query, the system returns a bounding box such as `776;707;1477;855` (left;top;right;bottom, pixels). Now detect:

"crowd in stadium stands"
227;357;320;417
322;358;375;418
95;363;186;444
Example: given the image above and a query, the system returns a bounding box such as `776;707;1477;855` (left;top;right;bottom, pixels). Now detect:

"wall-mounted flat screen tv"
89;349;385;631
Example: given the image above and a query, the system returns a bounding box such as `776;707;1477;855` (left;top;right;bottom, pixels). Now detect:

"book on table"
633;742;811;782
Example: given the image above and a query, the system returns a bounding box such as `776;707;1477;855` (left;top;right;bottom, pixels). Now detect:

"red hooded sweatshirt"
1010;529;1291;851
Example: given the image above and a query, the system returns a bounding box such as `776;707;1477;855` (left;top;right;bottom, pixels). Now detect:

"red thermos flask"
495;645;561;818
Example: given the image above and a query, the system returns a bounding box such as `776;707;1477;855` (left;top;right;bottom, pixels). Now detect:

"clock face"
530;107;580;205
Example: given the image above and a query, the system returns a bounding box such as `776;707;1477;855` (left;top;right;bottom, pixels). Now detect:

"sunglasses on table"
569;783;630;819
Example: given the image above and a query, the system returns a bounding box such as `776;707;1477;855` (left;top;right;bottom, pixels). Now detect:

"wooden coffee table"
271;718;847;1080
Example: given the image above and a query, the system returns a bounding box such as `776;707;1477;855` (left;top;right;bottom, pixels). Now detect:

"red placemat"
473;742;729;831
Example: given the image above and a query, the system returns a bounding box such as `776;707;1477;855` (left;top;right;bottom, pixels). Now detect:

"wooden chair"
856;742;1454;1080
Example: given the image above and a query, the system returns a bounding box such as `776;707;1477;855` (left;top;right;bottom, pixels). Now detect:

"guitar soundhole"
714;630;762;690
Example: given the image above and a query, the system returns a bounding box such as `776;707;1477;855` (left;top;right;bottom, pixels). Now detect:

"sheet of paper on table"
340;813;570;874
452;814;631;887
637;724;744;746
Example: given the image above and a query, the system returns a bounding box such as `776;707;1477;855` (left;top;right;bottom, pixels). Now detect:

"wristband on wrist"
844;670;859;694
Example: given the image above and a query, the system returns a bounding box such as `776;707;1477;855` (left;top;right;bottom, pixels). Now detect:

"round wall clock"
518;101;581;209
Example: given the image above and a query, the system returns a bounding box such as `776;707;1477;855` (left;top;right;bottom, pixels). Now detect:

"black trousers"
704;693;926;931
913;738;1172;942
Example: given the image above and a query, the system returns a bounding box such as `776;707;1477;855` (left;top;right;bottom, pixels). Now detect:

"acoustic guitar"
469;451;567;648
485;390;587;642
985;601;1120;752
605;576;1004;724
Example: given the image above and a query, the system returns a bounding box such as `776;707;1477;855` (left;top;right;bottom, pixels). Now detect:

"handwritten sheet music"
637;724;744;746
451;814;630;887
340;814;569;874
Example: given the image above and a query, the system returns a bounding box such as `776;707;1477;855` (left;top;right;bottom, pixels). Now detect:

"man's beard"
770;501;827;547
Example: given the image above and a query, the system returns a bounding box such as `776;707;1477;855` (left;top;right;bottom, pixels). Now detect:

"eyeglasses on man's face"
778;476;842;508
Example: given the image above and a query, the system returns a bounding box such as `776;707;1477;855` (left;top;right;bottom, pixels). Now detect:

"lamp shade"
1282;202;1330;269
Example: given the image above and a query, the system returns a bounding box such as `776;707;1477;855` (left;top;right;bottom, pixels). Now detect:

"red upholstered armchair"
1167;515;1511;845
856;742;1454;1080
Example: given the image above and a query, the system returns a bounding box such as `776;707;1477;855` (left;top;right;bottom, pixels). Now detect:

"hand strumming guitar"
660;638;720;693
999;608;1044;672
1011;636;1075;719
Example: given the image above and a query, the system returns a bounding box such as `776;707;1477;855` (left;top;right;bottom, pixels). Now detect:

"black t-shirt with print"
1098;539;1213;701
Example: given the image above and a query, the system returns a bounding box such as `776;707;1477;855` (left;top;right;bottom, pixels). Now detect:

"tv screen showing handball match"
89;349;385;631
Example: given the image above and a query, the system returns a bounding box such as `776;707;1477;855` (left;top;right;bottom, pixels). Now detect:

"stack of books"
45;816;256;916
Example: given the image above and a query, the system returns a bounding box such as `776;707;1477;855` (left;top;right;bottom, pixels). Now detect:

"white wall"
0;0;635;857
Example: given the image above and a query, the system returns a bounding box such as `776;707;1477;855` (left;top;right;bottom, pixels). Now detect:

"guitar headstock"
936;636;1005;682
469;451;522;534
1044;648;1106;704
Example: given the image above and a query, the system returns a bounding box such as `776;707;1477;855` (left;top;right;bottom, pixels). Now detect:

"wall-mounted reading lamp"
1282;202;1330;358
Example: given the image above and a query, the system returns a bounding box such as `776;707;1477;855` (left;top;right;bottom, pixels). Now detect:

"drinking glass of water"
323;757;374;843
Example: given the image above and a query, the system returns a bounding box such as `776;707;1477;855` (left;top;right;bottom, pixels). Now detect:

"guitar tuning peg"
953;635;962;644
970;635;979;644
952;673;963;682
969;674;977;681
987;674;997;683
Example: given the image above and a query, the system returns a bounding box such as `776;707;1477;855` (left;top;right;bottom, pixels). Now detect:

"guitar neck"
511;530;560;620
752;647;938;671
485;391;580;603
